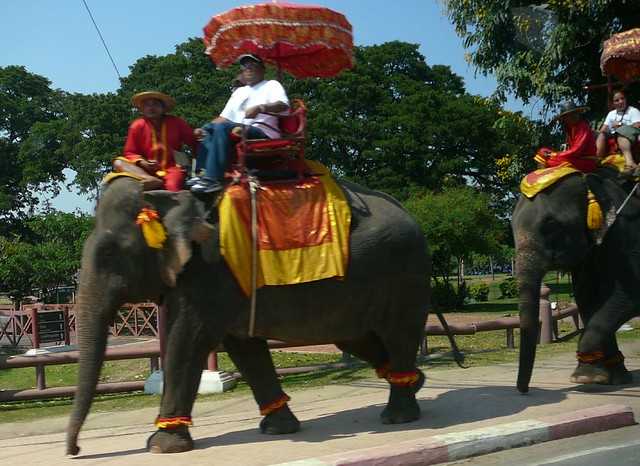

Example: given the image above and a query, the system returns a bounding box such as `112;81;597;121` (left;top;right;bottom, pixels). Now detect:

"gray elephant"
512;163;637;394
66;176;431;455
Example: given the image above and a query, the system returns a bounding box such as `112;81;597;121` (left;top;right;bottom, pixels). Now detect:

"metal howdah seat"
233;99;308;181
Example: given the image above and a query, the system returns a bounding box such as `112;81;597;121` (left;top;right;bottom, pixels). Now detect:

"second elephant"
512;164;637;393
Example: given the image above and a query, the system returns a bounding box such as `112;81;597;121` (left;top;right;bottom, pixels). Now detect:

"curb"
273;404;635;466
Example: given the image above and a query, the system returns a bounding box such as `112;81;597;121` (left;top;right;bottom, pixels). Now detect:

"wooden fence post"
63;308;71;345
207;352;219;371
30;307;40;349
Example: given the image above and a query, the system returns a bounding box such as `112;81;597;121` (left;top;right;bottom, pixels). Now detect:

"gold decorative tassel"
136;207;167;249
586;191;603;230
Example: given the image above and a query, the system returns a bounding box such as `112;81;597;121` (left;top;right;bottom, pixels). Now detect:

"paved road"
445;424;640;466
1;339;640;465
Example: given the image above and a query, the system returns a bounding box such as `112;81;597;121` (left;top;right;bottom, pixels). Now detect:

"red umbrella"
601;28;640;81
203;2;354;78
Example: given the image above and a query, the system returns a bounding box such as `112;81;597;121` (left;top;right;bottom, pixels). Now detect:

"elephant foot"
259;404;300;435
570;363;609;385
147;425;193;454
381;387;420;425
608;364;634;385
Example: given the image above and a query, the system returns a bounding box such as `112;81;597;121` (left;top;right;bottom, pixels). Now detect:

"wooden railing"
0;301;581;402
0;303;161;349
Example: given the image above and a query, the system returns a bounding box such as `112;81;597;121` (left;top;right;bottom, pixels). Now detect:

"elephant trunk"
515;244;546;394
66;277;120;456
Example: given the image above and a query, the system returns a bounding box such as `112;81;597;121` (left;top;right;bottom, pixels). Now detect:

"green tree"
404;186;501;284
286;41;541;204
442;0;640;108
0;66;67;225
14;39;541;213
0;212;93;302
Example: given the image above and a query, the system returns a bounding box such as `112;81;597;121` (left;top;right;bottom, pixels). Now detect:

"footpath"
1;339;639;466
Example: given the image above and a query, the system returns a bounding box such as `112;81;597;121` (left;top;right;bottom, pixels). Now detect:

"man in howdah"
190;54;290;193
113;91;199;191
535;102;598;172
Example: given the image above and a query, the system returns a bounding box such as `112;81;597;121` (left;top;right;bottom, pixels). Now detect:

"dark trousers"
196;122;267;181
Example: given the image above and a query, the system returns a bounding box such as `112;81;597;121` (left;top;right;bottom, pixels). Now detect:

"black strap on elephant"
434;311;467;368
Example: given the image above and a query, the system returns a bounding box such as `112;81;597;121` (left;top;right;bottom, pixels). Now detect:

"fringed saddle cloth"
218;160;351;296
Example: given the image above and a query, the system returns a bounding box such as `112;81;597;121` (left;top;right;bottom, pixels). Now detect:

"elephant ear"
584;170;634;245
143;191;218;287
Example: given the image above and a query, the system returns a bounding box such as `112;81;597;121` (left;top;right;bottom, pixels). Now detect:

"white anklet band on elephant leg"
154;415;193;429
260;393;291;416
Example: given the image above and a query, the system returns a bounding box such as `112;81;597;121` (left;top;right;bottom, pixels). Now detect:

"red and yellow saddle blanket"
520;155;625;199
520;163;580;198
218;160;351;296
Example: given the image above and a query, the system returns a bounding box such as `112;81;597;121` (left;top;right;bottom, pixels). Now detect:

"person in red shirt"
113;91;198;191
535;102;599;173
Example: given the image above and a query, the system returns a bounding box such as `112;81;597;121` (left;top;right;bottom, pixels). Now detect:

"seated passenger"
114;91;198;191
190;54;290;193
536;102;598;172
596;90;640;176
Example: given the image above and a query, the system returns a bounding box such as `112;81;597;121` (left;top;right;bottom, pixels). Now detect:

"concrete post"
506;328;515;349
539;284;553;344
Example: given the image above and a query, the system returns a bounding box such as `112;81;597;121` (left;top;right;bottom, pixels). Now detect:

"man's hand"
539;148;553;156
138;159;159;174
194;127;206;141
141;176;164;191
245;104;265;119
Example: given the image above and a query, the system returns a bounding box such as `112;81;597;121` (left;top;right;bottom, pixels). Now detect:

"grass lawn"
443;270;574;316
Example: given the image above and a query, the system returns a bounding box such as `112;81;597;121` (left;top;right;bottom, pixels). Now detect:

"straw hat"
553;101;589;121
131;91;175;111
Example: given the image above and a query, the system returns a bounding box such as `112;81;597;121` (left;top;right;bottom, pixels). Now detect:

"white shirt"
604;105;640;134
220;80;289;139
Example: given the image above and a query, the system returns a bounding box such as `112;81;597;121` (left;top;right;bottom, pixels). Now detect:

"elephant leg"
377;296;425;424
571;288;633;385
336;333;389;371
602;335;633;385
147;292;212;454
223;334;300;435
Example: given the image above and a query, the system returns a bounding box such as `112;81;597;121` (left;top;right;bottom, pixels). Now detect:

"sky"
1;0;523;213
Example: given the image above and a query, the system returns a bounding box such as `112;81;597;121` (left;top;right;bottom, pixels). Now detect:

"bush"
469;282;490;302
499;277;518;299
432;281;467;310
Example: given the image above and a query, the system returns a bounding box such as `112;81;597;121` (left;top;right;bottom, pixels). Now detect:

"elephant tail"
435;312;466;368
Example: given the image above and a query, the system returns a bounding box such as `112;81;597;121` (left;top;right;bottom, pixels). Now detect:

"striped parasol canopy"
203;1;353;79
601;28;640;80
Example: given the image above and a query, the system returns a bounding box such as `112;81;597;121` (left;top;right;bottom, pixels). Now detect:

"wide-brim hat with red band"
132;91;176;111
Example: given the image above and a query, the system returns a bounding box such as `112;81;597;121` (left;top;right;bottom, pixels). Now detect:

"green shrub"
432;281;467;310
499;277;518;299
469;282;490;302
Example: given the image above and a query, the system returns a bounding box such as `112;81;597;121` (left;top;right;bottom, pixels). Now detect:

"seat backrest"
278;99;306;137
